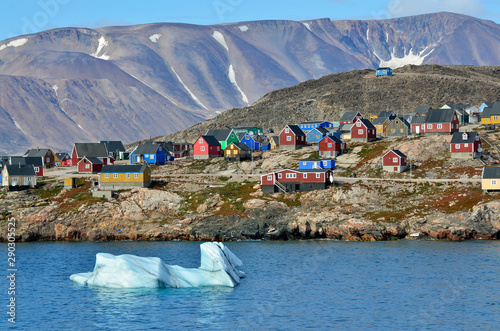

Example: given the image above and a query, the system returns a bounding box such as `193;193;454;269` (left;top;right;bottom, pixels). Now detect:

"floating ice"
70;242;245;288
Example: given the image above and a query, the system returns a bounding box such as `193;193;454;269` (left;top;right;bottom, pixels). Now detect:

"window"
400;128;404;133
320;151;324;156
12;177;18;182
427;124;433;129
285;128;289;133
323;161;328;166
278;173;282;179
217;147;220;151
267;175;272;181
27;177;33;183
421;124;425;130
113;173;118;178
126;173;131;178
105;174;109;178
492;180;497;185
85;164;90;169
46;157;50;163
437;124;443;129
393;157;398;163
494;116;498;121
303;173;308;179
302;162;307;166
316;173;321;178
356;122;361;127
34;167;39;172
286;173;296;179
328;143;332;148
286;136;291;141
358;129;363;134
464;143;469;148
134;173;139;179
199;138;203;143
455;144;460;149
200;146;205;151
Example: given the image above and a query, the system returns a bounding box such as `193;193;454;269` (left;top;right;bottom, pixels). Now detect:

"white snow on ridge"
228;65;249;105
212;31;229;52
129;74;178;106
374;46;434;69
149;34;161;43
78;124;86;133
52;85;59;96
238;25;249;32
303;23;311;31
171;66;208;110
386;32;389;43
91;36;110;60
366;28;370;41
13;120;26;135
0;38;28;52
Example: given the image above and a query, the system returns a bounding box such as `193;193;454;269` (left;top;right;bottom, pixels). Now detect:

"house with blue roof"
376;67;393;77
239;132;260;151
299;159;335;170
306;127;329;144
298;121;335;132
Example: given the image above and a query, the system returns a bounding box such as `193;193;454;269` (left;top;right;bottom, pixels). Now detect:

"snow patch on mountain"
212;31;229;52
0;38;28;52
386;32;389;42
228;65;249;104
78;124;86;133
238;25;249;32
171;67;208;110
52;85;58;96
374;46;434;68
303;23;311;31
91;36;110;60
149;34;161;43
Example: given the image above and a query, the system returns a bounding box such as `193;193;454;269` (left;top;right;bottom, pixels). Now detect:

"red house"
77;157;103;173
450;132;482;159
193;136;221;160
382;150;408;173
318;136;346;157
339;111;363;124
350;119;376;143
261;169;334;193
423;109;459;135
279;125;306;151
72;143;111;166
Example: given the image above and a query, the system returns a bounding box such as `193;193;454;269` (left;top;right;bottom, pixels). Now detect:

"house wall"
351;122;376;142
482;178;500;191
99;171;150;190
383;165;407;173
382;152;407;167
318;137;340;153
78;160;102;173
481;115;500;125
2;171;36;187
386;121;410;137
275;170;326;183
306;130;325;144
43;151;56;168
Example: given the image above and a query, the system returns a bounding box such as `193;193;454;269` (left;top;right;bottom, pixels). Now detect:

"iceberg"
70;242;244;288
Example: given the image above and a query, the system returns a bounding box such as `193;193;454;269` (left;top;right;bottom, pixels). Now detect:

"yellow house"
481;105;500;124
270;136;280;150
99;165;151;190
482;167;500;191
372;117;389;135
224;142;251;161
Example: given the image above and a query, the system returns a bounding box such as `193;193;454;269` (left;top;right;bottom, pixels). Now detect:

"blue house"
130;142;169;165
376;67;393;77
298;121;334;131
306;127;329;144
298;159;335;170
239;133;260;151
261;136;271;151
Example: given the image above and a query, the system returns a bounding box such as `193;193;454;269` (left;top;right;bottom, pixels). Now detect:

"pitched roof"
378;110;395;118
322;135;343;144
228;142;252;151
481;104;500;118
24;148;51;157
372;117;388;125
377;67;392;70
339;123;353;132
135;143;162;155
410;116;426;124
101;165;148;173
74;143;108;158
157;141;179;154
286;125;305;135
483;167;500;179
79;156;102;164
414;106;431;115
56;153;69;160
385;149;407;158
450;132;479;144
5;165;36;176
9;156;43;167
308;127;329;135
100;141;125;153
270;136;279;144
198;135;221;146
205;129;233;142
352;119;375;129
387;117;410;128
339;111;361;122
299;121;330;125
424;109;456;123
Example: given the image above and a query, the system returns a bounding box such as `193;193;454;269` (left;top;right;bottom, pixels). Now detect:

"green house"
205;129;239;150
232;126;264;136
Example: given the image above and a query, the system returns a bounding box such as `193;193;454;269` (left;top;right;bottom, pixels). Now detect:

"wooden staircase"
274;180;287;193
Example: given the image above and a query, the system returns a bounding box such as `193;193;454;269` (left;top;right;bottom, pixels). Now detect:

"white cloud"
386;0;483;17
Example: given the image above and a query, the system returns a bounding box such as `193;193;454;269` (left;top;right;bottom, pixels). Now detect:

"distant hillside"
160;65;500;143
1;12;500;153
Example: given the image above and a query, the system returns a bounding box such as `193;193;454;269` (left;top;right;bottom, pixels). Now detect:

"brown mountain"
161;65;500;144
0;12;499;153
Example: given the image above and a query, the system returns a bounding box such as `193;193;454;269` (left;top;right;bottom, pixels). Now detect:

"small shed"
224;142;252;161
382;150;408;173
376;67;393;76
64;177;77;189
298;159;335;170
482;167;500;191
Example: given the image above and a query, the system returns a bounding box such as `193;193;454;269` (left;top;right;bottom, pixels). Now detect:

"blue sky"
1;0;499;41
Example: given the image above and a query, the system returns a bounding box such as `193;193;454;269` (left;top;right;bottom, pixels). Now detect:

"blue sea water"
3;240;499;330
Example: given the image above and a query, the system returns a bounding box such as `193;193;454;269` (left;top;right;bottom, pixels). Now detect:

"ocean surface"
3;240;499;330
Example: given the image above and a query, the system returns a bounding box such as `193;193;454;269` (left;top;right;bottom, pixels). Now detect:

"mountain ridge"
0;12;499;154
